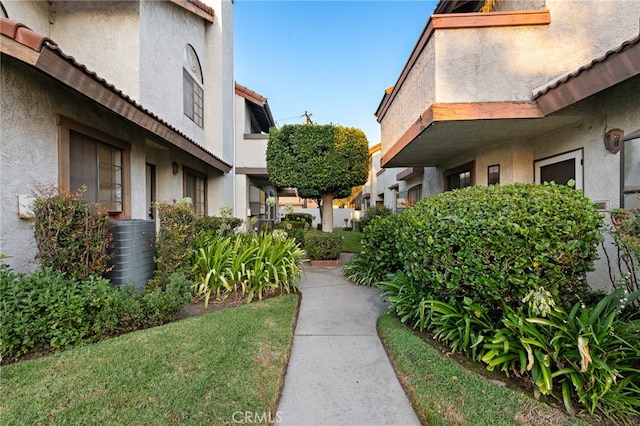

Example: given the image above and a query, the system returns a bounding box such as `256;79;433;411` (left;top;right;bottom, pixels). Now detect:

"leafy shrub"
192;232;303;307
285;213;314;227
195;215;243;238
377;272;428;328
343;254;380;286
359;204;392;230
32;187;113;279
400;183;603;318
0;261;192;364
141;272;193;326
149;199;196;289
304;231;342;260
344;213;404;285
481;288;640;422
275;220;308;247
610;207;640;297
1;267;116;362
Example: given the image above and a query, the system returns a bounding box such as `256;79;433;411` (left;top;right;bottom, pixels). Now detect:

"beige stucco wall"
436;0;640;104
380;0;640;159
1;0;50;33
234;96;269;169
0;59;148;271
49;1;142;100
0;56;225;272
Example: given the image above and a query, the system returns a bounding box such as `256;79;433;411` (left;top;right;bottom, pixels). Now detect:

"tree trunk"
321;193;333;232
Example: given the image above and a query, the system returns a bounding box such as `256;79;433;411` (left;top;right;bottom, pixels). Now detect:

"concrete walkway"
276;256;421;426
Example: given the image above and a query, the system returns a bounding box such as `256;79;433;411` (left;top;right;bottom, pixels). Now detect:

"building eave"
235;82;276;132
533;32;640;115
170;0;215;23
381;102;561;168
0;17;231;173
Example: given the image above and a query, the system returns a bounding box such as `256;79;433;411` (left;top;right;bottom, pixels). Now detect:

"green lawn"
0;294;299;426
332;228;363;253
377;313;592;426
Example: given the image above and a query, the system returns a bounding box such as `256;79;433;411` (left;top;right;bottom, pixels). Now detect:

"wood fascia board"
0;35;39;65
380;102;544;167
432;102;544;120
432;9;550;29
377;10;550;122
170;0;215;23
35;47;231;172
536;42;640;115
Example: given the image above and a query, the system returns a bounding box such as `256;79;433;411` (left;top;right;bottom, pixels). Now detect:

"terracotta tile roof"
534;31;640;98
0;18;55;52
235;82;275;132
0;16;231;172
235;83;268;104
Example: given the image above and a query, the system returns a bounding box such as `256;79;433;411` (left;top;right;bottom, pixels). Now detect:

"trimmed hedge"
401;183;603;316
285;213;314;227
304;231;342;260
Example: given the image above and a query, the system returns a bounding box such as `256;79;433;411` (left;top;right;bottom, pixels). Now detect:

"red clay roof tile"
1;18;55;51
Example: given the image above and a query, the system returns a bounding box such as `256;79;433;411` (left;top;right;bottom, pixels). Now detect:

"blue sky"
234;0;439;145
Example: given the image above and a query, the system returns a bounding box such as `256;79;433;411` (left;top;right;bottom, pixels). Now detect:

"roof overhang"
236;167;273;188
382;29;640;169
235;83;275;133
1;17;231;173
170;0;215;23
381;102;585;168
534;33;640;115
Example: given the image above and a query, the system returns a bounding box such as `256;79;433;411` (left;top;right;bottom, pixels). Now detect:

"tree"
267;124;369;232
297;186;352;227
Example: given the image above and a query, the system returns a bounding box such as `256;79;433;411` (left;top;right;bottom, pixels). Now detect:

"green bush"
195;216;243;238
304;231;342;260
359;204;392;230
400;183;603;318
344;213;404;285
32;187;113;279
141;273;193;327
481;288;640;422
284;213;314;227
0;262;192;364
149;199;197;289
275;220;308;247
610;207;640;297
0;267;117;362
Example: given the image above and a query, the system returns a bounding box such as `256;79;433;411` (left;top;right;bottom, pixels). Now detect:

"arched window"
183;44;203;127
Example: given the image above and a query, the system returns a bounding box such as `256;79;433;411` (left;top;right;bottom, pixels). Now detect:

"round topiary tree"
267;124;369;232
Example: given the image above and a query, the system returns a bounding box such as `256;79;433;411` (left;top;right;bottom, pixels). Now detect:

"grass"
0;294;299;426
332;228;363;253
377;313;592;426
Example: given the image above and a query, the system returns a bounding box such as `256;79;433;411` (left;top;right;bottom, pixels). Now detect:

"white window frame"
534;149;583;190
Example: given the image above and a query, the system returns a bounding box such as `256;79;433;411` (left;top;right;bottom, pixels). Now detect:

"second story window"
183;44;204;128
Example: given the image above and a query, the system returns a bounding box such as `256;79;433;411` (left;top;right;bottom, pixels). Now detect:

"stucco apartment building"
1;0;277;274
374;0;639;288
